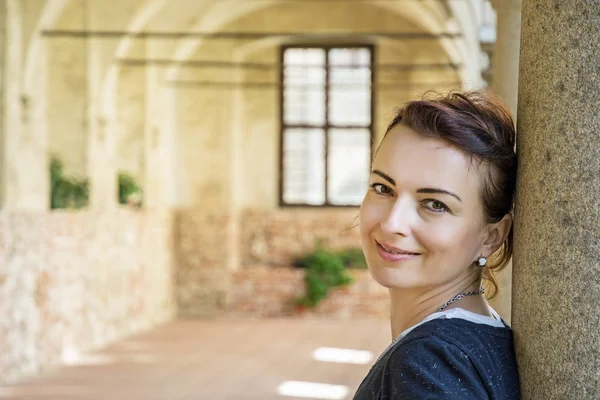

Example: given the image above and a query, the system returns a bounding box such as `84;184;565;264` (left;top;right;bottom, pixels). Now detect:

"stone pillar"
0;0;10;208
85;13;116;211
144;41;168;211
487;0;522;324
0;0;48;211
513;1;600;398
87;111;117;211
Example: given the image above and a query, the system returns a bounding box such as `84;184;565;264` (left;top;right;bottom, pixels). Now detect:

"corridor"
0;318;389;400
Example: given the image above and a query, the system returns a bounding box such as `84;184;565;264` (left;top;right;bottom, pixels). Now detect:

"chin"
366;260;414;290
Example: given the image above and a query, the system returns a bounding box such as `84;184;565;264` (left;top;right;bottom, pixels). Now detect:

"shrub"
50;156;89;210
295;246;354;309
118;172;143;207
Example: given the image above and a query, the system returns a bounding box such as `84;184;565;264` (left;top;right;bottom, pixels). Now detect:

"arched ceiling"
24;0;70;94
32;0;467;110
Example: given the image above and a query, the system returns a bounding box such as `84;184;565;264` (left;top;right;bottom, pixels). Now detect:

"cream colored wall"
34;0;482;210
0;2;7;206
1;0;487;211
171;2;462;210
175;84;234;210
46;0;87;177
45;0;151;178
116;41;146;183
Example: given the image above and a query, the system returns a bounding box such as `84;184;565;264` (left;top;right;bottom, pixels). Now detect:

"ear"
482;214;512;256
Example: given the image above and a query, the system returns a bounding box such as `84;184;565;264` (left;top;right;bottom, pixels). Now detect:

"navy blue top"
352;318;520;399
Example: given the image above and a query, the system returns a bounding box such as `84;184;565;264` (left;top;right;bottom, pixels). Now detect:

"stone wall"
0;208;176;384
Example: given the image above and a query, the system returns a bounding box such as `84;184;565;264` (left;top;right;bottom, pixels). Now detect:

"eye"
423;199;450;213
370;183;393;196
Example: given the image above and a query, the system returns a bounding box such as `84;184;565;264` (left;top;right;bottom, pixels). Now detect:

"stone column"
144;40;171;211
513;1;600;398
0;0;11;208
487;0;522;324
86;111;117;211
85;11;116;212
1;0;48;211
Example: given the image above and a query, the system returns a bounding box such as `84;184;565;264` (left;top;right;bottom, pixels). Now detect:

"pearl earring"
477;256;487;267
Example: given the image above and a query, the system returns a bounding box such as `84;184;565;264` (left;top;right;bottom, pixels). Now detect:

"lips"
377;241;419;255
376;241;420;262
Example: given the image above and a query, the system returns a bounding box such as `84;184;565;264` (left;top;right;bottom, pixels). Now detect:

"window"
280;45;373;206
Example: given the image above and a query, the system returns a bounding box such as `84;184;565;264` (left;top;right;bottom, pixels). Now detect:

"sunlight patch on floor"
312;347;372;365
277;380;350;399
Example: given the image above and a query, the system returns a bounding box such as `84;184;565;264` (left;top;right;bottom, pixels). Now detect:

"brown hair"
382;90;517;299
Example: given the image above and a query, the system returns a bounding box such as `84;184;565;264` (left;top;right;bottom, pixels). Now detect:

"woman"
352;90;520;399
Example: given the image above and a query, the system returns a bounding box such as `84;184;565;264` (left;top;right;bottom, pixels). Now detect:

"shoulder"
408;317;518;370
382;327;489;399
380;318;519;399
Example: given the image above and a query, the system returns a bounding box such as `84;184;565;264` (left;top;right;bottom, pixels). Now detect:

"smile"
376;241;420;262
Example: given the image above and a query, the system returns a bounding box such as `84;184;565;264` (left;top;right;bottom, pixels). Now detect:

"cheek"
414;219;481;257
359;196;380;238
359;203;373;239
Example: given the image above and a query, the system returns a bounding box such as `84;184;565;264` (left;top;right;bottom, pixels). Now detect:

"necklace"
437;287;485;313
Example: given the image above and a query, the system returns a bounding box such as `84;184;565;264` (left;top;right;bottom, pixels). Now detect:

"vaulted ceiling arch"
23;0;71;95
29;0;471;114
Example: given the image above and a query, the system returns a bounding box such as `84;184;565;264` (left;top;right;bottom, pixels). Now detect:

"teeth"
381;246;410;254
381;244;411;254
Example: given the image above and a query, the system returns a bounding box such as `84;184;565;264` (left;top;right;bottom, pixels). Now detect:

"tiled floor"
0;318;390;400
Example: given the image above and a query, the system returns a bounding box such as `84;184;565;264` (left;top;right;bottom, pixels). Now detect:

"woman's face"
360;123;490;290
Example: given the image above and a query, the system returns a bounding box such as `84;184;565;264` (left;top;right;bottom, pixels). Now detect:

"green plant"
50;156;89;210
118;172;143;207
296;247;354;309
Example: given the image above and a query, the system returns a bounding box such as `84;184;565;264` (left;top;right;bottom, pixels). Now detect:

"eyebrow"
372;169;463;202
372;169;395;185
416;188;463;202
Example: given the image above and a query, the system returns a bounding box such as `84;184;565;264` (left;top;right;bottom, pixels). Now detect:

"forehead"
374;124;482;194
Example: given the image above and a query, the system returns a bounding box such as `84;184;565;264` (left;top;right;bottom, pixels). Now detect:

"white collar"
397;306;506;342
375;307;507;365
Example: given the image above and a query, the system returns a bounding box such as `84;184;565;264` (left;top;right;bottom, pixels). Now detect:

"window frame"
278;43;376;208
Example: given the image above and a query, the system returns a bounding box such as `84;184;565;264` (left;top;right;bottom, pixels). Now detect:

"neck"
388;272;486;339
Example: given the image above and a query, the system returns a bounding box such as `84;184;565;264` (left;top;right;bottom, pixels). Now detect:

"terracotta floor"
0;318;390;400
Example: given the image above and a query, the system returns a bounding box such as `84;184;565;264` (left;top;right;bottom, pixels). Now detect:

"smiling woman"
353;91;520;399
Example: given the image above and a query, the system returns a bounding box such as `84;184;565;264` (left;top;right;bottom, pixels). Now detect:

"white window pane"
284;66;325;85
283;128;325;205
327;129;370;205
328;86;371;126
284;86;326;125
284;48;326;66
283;50;325;125
329;48;371;67
328;48;371;126
329;67;371;85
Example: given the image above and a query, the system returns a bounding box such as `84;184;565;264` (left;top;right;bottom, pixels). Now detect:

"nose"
380;195;413;236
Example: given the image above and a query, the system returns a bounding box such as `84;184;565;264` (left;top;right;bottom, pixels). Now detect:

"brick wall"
228;267;388;319
0;208;176;384
174;210;232;317
241;208;362;267
175;208;389;320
